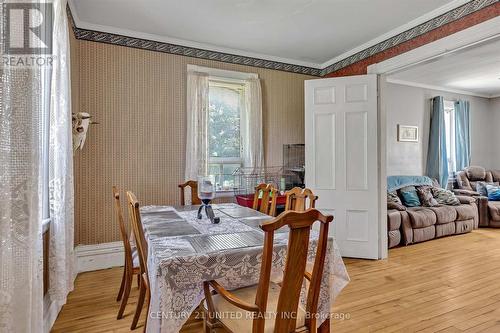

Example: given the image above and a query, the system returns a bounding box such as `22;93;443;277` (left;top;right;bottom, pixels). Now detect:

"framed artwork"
397;125;419;142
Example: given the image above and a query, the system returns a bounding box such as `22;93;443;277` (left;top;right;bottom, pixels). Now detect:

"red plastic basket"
235;194;287;208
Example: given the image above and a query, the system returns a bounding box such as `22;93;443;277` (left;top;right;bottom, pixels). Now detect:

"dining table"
139;202;350;333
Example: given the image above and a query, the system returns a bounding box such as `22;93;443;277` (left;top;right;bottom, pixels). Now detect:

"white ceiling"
388;39;500;98
69;0;464;68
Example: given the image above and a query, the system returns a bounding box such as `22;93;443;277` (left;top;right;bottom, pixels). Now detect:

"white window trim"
187;64;258;81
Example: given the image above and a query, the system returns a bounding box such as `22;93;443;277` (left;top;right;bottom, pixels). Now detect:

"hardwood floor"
52;229;500;332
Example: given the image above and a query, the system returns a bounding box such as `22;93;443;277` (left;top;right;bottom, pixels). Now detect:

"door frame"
367;16;500;259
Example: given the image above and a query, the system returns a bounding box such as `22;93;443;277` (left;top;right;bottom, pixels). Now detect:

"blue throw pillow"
477;182;499;196
486;185;500;201
399;186;421;207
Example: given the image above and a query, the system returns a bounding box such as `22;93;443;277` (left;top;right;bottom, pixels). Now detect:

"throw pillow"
399;186;421;207
431;187;461;206
486;184;500;201
476;181;499;196
388;202;407;211
416;186;439;207
387;191;403;205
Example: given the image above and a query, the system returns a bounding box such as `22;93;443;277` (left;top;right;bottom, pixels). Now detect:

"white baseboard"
75;241;124;273
44;297;62;333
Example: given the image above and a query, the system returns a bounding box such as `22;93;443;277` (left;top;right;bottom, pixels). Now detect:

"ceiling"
69;0;462;68
387;38;500;98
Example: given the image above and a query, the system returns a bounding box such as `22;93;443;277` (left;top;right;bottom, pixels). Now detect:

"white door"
305;74;380;259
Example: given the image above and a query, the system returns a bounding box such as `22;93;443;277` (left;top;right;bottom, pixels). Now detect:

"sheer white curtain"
0;0;74;331
0;53;44;333
185;71;209;180
48;0;75;315
243;78;264;170
0;6;44;333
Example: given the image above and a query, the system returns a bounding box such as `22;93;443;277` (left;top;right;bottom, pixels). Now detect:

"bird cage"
232;166;299;208
283;144;305;189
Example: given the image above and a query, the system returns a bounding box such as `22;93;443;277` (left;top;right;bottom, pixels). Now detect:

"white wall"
491;97;500;170
383;82;495;176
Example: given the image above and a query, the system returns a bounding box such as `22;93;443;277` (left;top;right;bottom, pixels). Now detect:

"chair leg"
131;279;146;330
203;316;216;333
142;288;151;333
116;266;126;302
117;271;132;319
203;315;219;333
203;319;211;333
202;282;218;333
317;318;330;333
137;273;140;288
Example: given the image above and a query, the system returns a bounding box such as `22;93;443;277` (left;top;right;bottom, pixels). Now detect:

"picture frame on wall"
397;125;419;142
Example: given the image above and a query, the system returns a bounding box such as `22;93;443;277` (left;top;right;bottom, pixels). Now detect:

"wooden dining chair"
178;180;202;205
202;209;333;333
252;183;278;217
126;191;151;332
284;187;318;212
113;186;141;320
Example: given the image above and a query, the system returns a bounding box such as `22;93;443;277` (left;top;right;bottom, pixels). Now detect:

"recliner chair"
455;166;500;227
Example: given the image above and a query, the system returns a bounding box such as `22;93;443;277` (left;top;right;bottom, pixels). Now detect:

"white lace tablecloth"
140;203;350;333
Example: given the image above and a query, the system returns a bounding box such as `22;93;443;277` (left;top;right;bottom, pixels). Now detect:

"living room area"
382;36;500;248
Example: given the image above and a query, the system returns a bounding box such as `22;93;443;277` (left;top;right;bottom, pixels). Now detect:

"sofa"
387;176;478;248
455;166;500;228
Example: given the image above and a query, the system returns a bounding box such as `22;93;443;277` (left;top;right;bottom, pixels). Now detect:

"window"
185;65;262;194
208;79;245;192
444;100;456;173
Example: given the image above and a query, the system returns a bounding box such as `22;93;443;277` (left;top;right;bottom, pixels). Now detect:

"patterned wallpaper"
70;34;314;245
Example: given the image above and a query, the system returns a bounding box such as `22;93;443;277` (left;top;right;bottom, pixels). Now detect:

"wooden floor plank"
52;229;500;332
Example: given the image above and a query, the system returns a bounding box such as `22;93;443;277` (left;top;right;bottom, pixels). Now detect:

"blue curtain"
426;96;449;188
455;100;471;171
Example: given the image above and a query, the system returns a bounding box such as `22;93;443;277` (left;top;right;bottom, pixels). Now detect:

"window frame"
208;79;245;193
188;65;258;194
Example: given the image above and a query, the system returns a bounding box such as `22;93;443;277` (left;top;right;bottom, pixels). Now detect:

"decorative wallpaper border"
66;7;321;76
68;0;498;77
320;0;499;76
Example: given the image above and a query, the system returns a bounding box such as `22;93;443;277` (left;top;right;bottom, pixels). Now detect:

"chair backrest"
284;187;318;212
252;183;278;216
178;180;202;205
456;166;493;191
112;186;134;269
126;191;148;279
253;209;332;332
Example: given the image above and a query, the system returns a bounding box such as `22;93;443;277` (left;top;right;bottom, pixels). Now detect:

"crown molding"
319;0;472;70
67;0;499;77
67;1;321;70
66;1;322;76
367;16;500;75
320;0;498;76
